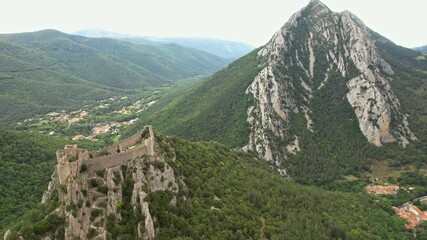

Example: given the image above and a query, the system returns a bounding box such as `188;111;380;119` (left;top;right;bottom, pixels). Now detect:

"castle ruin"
56;126;154;184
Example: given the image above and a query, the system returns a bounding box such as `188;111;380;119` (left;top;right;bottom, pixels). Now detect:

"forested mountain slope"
0;131;66;227
1;133;410;239
1;1;426;239
0;30;229;126
137;0;427;181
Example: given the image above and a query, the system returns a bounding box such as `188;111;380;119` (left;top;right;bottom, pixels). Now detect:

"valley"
0;30;230;127
12;75;205;148
14;89;160;144
1;0;427;239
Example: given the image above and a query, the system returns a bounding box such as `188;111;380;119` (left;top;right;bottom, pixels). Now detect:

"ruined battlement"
56;126;154;184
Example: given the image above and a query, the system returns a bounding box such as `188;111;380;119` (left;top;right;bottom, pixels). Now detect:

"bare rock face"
3;230;11;240
52;128;179;240
105;168;122;218
41;179;55;204
58;153;178;240
130;157;179;240
341;11;417;146
245;66;297;163
146;163;179;193
244;0;416;168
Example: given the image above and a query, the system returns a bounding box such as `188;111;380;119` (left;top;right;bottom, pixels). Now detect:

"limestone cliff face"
244;0;416;168
27;127;181;240
57;146;178;240
340;11;417;146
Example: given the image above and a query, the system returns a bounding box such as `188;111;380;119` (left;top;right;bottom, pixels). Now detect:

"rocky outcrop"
41;171;56;204
130;157;178;240
244;66;297;163
3;230;11;240
243;0;416;168
38;126;181;240
341;11;417;146
2;126;181;240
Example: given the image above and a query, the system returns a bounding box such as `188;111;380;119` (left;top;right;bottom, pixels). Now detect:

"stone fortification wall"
118;132;143;151
57;164;71;185
55;126;164;239
145;126;154;156
56;126;154;184
86;145;148;173
90;132;143;157
56;145;90;184
56;145;78;165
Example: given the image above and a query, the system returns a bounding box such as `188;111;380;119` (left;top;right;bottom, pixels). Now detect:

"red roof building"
366;185;399;195
393;205;427;229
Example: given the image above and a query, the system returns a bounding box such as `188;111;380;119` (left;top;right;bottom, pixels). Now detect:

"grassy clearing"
416;55;426;60
362;161;427;181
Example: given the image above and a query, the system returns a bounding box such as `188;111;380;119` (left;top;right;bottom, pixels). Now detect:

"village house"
393;204;427;229
366;185;400;195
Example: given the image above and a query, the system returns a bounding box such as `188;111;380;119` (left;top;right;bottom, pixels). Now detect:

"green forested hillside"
0;30;228;88
374;39;427;166
0;30;230;126
151;136;409;239
134;37;427;182
2;134;411;239
137;50;261;148
0;131;66;228
1;3;426;238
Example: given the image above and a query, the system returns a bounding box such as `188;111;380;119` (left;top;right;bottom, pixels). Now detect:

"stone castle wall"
56;126;154;184
89;129;147;157
57;163;71;185
56;145;89;184
118;132;144;151
86;145;148;173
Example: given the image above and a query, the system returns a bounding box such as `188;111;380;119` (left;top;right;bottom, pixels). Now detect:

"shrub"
97;185;109;194
80;163;88;172
87;228;97;238
68;156;77;162
33;214;63;235
66;203;76;212
153;161;165;171
99;149;109;157
60;184;67;193
77;199;83;208
96;169;105;177
91;209;103;218
90;179;100;188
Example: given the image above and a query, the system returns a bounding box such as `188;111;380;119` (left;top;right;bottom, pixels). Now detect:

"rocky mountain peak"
307;0;331;15
247;0;417;173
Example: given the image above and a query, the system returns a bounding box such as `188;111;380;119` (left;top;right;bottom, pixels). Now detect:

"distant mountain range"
73;29;255;59
413;45;427;54
0;29;230;126
2;1;427;239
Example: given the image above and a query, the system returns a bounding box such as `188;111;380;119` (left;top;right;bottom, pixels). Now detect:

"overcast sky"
1;0;425;48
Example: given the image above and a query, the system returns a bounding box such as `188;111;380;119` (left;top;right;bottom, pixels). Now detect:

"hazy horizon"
1;0;426;48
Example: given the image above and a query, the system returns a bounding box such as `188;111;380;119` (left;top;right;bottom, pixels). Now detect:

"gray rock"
243;0;416;173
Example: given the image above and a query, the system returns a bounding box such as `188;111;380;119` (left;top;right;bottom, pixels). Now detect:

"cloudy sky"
1;0;425;48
